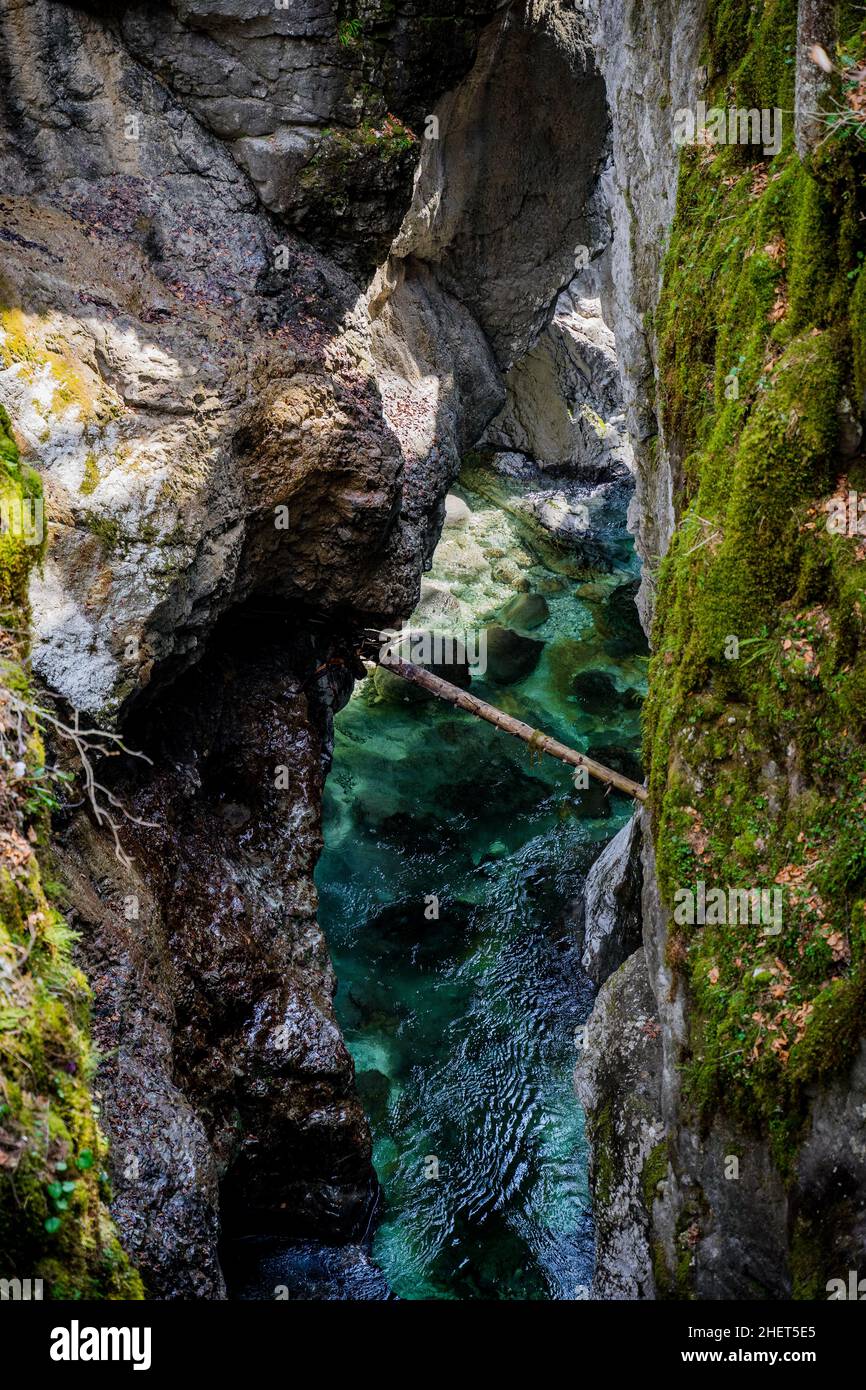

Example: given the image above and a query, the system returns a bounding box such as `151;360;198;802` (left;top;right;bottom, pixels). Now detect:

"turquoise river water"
229;464;647;1300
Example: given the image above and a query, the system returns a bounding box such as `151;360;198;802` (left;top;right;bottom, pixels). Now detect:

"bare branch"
0;691;158;873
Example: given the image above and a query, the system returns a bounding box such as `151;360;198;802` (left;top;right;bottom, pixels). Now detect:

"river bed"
230;462;646;1300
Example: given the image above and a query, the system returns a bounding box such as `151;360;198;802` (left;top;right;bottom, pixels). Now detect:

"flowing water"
321;468;645;1299
228;464;646;1300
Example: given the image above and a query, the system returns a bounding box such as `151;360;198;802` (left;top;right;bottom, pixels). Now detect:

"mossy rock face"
0;411;141;1299
644;2;866;1175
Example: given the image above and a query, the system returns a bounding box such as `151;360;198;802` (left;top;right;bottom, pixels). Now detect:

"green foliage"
338;17;363;47
641;1138;669;1216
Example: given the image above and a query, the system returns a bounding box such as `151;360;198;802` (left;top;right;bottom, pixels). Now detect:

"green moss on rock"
645;1;866;1173
0;408;141;1299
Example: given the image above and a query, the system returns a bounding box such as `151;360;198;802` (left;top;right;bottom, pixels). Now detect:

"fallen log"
379;654;648;802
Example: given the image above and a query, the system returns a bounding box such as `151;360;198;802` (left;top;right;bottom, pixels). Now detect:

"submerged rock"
499;592;550;631
224;1237;394;1302
371;629;473;703
413;581;463;626
587;743;644;786
572;668;641;714
443;493;472;529
58;625;377;1298
483;624;544;684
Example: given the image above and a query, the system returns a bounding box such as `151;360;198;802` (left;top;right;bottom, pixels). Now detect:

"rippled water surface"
312;472;647;1300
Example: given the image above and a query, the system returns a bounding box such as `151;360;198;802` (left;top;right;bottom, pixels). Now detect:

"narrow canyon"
0;0;864;1308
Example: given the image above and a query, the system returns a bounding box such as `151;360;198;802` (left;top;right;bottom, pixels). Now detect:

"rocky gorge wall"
578;0;866;1301
3;0;863;1306
0;0;611;1297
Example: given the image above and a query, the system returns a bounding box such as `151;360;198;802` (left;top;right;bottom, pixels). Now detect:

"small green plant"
44;1160;79;1235
21;763;74;816
337;17;363;47
80;452;99;496
738;629;776;667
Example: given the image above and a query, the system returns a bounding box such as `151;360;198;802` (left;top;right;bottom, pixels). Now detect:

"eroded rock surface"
587;0;706;630
116;0;504;276
0;0;616;1299
0;13;464;721
57;618;372;1299
482;272;633;477
575;946;663;1300
382;0;609;370
580;811;642;987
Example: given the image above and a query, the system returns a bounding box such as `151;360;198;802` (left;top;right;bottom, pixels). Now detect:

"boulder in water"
372;629;473;702
483;623;544;684
572;668;642;714
499;592;550;631
413;580;462;626
443;493;471;529
587;743;644;786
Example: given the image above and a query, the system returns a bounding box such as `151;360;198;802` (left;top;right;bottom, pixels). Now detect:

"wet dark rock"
572;668;642;714
587;743;644;786
483;623;545;684
60;617;377;1298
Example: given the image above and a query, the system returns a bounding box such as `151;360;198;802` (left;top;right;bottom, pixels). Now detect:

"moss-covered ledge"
0;406;141;1299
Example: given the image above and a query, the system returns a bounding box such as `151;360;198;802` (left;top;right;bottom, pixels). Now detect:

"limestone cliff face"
0;0;503;724
588;0;706;631
0;0;609;1298
113;0;505;277
0;0;504;1297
